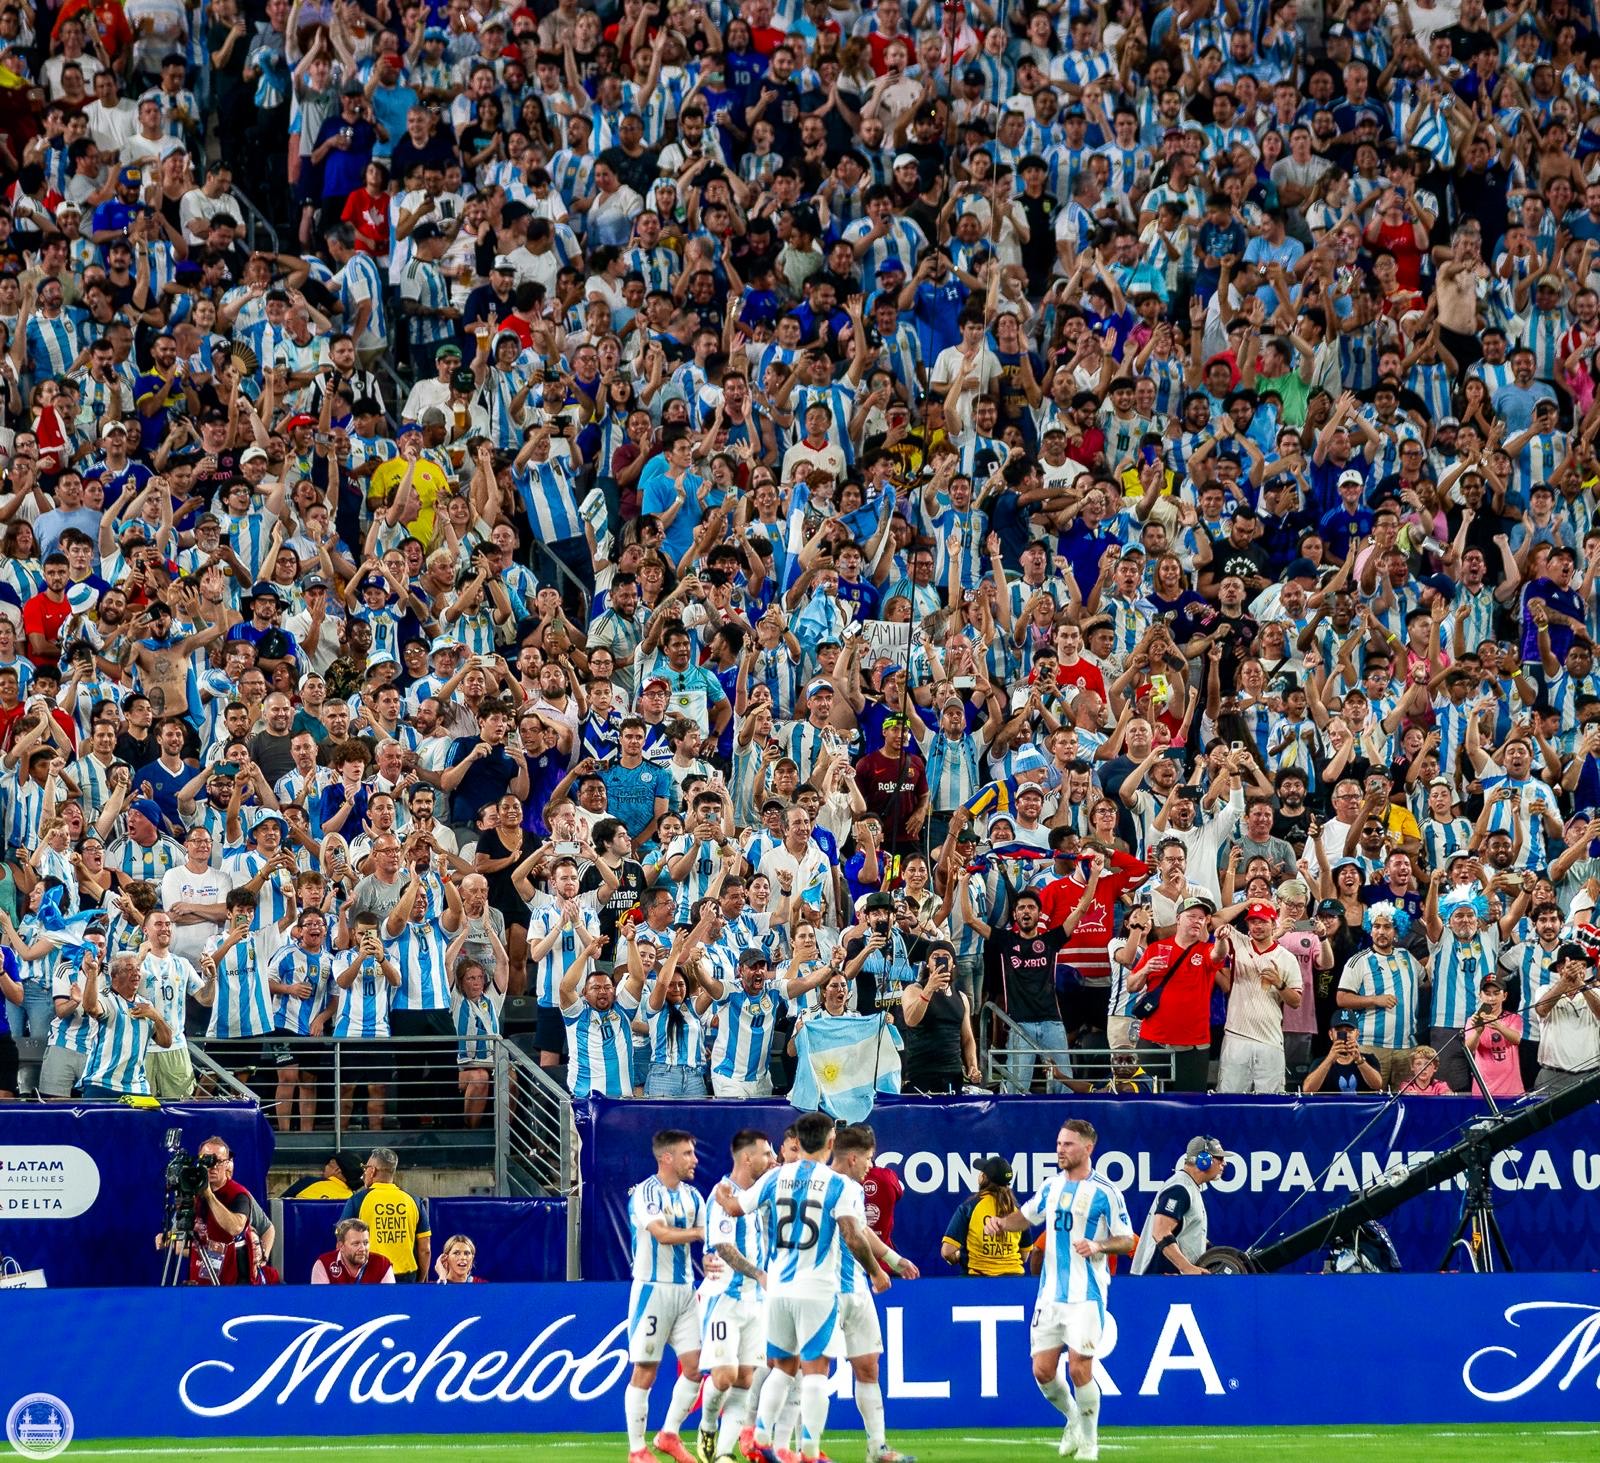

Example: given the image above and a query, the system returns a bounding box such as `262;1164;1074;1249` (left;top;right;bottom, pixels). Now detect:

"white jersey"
139;951;204;1050
702;1172;766;1302
628;1175;706;1285
735;1157;865;1300
1021;1171;1134;1314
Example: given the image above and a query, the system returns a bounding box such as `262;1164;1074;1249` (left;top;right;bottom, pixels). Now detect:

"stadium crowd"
1;0;1600;1119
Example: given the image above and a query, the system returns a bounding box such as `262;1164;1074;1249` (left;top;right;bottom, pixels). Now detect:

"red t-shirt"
342;188;390;253
1130;938;1223;1047
1053;657;1106;702
21;590;72;667
862;1165;903;1243
1039;849;1148;985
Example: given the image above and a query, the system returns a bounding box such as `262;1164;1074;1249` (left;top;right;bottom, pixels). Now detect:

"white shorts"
1030;1300;1105;1359
764;1292;839;1364
699;1290;765;1370
710;1072;774;1099
628;1281;700;1364
1215;1033;1286;1094
831;1291;882;1361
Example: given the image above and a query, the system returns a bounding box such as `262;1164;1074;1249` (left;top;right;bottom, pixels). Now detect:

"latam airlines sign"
5;1279;1598;1438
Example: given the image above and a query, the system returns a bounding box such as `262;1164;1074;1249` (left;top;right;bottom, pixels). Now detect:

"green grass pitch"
56;1426;1598;1462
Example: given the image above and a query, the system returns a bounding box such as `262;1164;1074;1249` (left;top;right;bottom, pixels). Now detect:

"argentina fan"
1;1;1599;1461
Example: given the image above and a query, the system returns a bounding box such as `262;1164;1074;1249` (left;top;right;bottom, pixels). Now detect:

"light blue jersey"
1020;1171;1134;1317
628;1173;707;1285
1337;947;1422;1050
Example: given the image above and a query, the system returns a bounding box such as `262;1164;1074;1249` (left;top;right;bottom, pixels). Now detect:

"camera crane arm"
1243;1069;1600;1274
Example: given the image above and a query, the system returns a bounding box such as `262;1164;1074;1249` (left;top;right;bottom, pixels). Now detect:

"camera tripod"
1440;1154;1513;1273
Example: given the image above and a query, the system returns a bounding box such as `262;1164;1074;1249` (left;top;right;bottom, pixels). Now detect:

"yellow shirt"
295;1178;353;1201
944;1191;1024;1276
368;455;451;544
344;1181;430;1276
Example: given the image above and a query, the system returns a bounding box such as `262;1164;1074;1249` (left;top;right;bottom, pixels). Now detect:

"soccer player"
983;1118;1135;1461
713;1111;891;1463
828;1123;920;1463
624;1129;707;1463
696;1128;777;1463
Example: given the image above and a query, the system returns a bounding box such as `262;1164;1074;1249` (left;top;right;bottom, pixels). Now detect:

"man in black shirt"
843;891;933;1016
986;889;1071;1092
592;817;647;946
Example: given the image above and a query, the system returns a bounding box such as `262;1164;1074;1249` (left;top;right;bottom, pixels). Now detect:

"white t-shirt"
1219;927;1303;1046
160;864;233;963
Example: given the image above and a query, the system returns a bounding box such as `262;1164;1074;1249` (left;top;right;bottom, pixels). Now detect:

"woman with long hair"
939;1155;1025;1276
0;519;43;606
643;929;715;1097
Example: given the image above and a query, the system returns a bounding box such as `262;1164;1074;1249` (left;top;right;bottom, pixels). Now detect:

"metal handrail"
978;1003;1174;1092
189;1046;264;1102
228;182;280;256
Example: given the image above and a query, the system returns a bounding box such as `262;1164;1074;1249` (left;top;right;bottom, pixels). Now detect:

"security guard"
339;1147;431;1281
1131;1136;1226;1276
941;1156;1025;1275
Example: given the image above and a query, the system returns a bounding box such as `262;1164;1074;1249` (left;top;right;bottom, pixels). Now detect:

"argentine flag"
790;1014;904;1123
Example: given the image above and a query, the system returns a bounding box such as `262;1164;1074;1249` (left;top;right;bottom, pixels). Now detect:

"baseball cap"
1244;901;1278;922
640;675;670;694
1315;898;1345;918
240;445;269;464
118;165;142;188
892;153;918;170
737;948;772;967
1284;557;1319;581
100;420;128;439
492;255;516;272
1331;1010;1358;1030
1338;468;1365;487
282;413;315;431
328;1152;364;1189
876;258;906;276
452;367;477;393
861;891;896;912
1185;1136;1227;1165
805;677;834;697
760;796;787;814
976;1156;1014;1186
1557;941;1593;967
1179;893;1217;914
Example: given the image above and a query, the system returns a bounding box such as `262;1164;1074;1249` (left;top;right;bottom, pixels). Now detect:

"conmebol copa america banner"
4;1279;1599;1440
576;1095;1600;1278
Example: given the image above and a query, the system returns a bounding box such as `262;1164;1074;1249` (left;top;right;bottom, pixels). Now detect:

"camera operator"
1131;1137;1227;1276
165;1136;261;1285
842;891;932;1018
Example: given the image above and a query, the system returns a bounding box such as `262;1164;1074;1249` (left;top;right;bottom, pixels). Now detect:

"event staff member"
1126;895;1227;1092
340;1147;431;1281
177;1136;260;1286
941;1156;1025;1276
311;1218;395;1283
1130;1137;1227;1277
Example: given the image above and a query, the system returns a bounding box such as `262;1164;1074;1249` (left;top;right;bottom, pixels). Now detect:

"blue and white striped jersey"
139;952;203;1052
202;930;276;1040
332;951;395;1040
628;1174;706;1285
81;988;155;1095
709;985;786;1082
1337;947;1423;1050
736;1157;865;1300
48;959;94;1053
1021;1172;1134;1313
702;1173;766;1301
646;999;708;1069
526;901;602;1008
1429;927;1501;1031
562;992;634;1098
270;943;336;1035
390;913;452;1012
452;986;503;1065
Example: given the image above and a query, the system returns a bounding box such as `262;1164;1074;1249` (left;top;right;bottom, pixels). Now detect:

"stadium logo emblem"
1461;1302;1600;1402
6;1393;74;1460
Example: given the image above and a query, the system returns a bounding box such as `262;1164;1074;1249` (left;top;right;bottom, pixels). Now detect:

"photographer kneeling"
159;1137;261;1285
